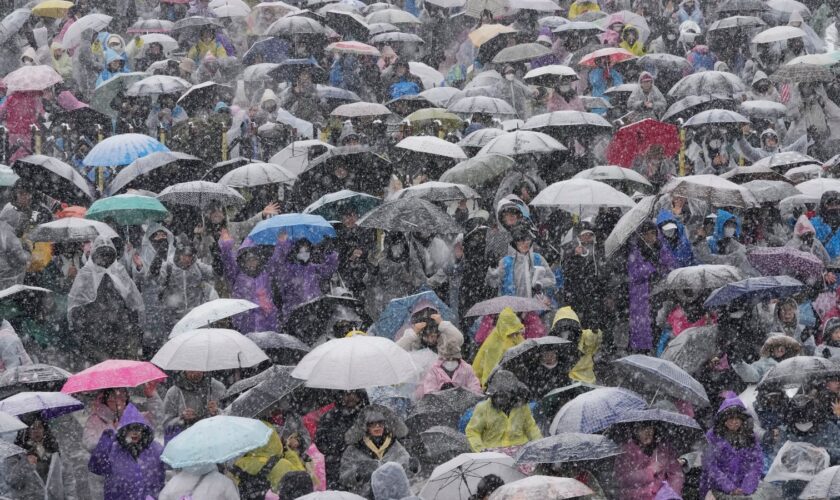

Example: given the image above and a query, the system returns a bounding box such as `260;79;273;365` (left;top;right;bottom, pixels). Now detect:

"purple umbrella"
0;391;84;419
747;246;824;282
465;296;548;317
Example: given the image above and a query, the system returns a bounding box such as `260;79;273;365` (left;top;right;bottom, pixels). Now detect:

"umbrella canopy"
90;72;147;117
497;337;575;385
656;265;744;294
244;333;310;364
488;476;593;499
663;175;756;208
176;81;233;114
326;41;381;58
0;410;25;434
605;408;703;449
170;299;259;337
661;325;719;375
420;426;471;460
11;155;94;203
459;128;507;150
439;154;516;186
32;0;73;17
365;8;421;25
368;290;455;340
420;452;526;500
291;335;417;389
266;15;327;36
757;356;840;389
157;181;245;208
752;25;806;43
478;131;566;156
522;110;612;135
662;94;735;123
578;47;637;67
753;152;821;172
549;387;647;435
721;165;791;183
284;294;370;345
739;100;788;121
358;197;462;233
604;195;657;258
421;87;462;107
127;18;175;34
247;213;336;245
330;101;391;118
2;64;62;92
61;360;167;394
369;32;426;45
796;178;840;199
218;162;296;188
268;139;334;176
83;134;170;167
408;388;485;431
405;108;464;128
683;109;750;127
704;275;806;308
492;42;552;64
0;364;71;395
106;151;207;195
0;9;31;46
137;34;179;54
61;13;112;48
742;179;801;203
573;165;653;193
523;64;578;87
125;75;191;97
515;432;622;464
667;71;746;99
465;296;547;317
799;465;840;499
708;14;766;32
151;328;269;371
396;136;467;160
0;165;18;187
447;96;516;116
772;63;834;84
225;365;304;418
530;179;635;213
29;218;118;243
0;391;83;418
303;190;381;220
747;246;824;282
716;0;767;13
605;119;680;168
85;194;169;226
161;415;271;468
243;63;280;82
385;94;436;115
393;181;479;203
612;355;709;406
0;285;50;301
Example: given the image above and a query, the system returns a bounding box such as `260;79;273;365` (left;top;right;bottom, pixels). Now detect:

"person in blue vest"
657;209;697;268
810;190;840;263
491;223;556;299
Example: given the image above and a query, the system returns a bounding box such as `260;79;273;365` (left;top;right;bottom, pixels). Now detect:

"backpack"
389;80;420;99
230;455;281;500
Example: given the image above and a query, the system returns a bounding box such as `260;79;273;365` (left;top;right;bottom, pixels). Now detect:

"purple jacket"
88;404;165;500
274;239;338;322
699;397;763;497
219;238;284;333
627;242;675;350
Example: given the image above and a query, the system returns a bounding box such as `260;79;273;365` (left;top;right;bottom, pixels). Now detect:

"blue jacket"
95;49;129;88
588;68;623;115
500;251;550;297
708;209;742;255
811;215;840;259
657;210;697;268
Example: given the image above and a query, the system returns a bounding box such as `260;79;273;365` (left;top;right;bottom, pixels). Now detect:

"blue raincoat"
95;49;129;87
657;210;697;268
708;209;742;255
810;216;840;260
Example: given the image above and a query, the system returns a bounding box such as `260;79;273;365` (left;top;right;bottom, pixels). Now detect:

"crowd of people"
2;0;840;498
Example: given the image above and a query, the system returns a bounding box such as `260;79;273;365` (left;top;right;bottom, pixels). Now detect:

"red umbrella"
578;47;637;67
606;118;680;168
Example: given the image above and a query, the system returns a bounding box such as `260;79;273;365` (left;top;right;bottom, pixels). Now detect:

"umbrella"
800;465;840;499
523;110;612;136
2;65;62;92
515;433;622;464
660;325;719;374
605;409;703;448
368;290;456;340
604;195;657;258
720;164;792;183
406;61;445;90
85;194;169;226
465;296;547;317
492;43;552;64
514;0;562;11
523;64;578;87
667;71;746;99
594;9;650;38
468;24;518;49
212;0;251;16
157;181;245;208
247;213;336;245
549;387;647;434
478;131;566;157
447;96;516;116
0;391;83;418
61;13;112;48
29;218;118;243
408;388;484;430
161;415;271;467
772;63;834;84
267;58;328;84
742;179;801;203
747;246;825;282
218;162;296;188
290;335;417;389
127;18;175;34
605;119;680;168
661;94;735;123
284;294;370;345
358;197;462;233
365;8;421;25
393;181;480;202
31;0;72;18
757;356;840;389
330;102;391;118
405;108;464;128
83;134;169;167
459;128;507;151
50;106;112;135
243;63;280;82
303;190;381;220
0;410;25;433
420;426;471;460
316;84;360;103
0;9;31;46
612;355;709;406
0;364;71;395
267;16;327;36
151;328;269;371
125;75;191;97
11;155;94;203
326;41;381;57
578;47;637;67
170;299;259;337
61;360;167;394
488;476;593;499
439;154;516;186
796;178;840;199
385;94;436;116
172;16;223;31
497;337;575;385
753;152;821;173
573;165;653;193
295;146;392;200
553;20;604;34
226;366;304;418
90;72;147;117
684;109;750;127
637;53;693;75
366;21;399;35
716;0;767;13
0;285;50;301
106;151;207;195
245;332;310;365
420;452;526;500
787;52;840;67
421;87;462;108
739;100;788;121
368;32;424;44
708;14;766;32
268;140;334;176
530;179;636;213
752;25;806;44
663;175;756;208
656;265;744;294
704;275;806;308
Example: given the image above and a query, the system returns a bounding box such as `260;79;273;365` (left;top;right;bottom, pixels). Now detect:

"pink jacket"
415;359;482;399
474;312;545;345
615;440;684;500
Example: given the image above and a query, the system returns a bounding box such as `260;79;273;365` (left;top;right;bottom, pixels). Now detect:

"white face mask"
663;227;677;238
390;245;404;258
558;83;572;92
795;422;814;432
297;250;310;262
442;360;460;371
505;73;515;81
724;226;736;238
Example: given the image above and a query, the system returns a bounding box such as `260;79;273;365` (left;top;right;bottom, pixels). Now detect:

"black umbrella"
105;151;207;195
245;331;311;365
514;432;622;464
50;107;112;136
293;145;392;206
757;356;840;390
201;157;251;183
604;409;703;452
385;94;436;116
225;365;304;418
358;197;462;234
497;337;576;386
284;295;370;345
420;425;471;462
611;355;709;407
11;155;94;204
406;388;485;431
268;58;328;83
177;81;233;115
661;94;736;123
325;10;369;41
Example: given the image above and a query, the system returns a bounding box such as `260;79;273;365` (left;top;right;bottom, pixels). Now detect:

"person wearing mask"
415;322;481;398
472;307;525;387
363;232;427;319
807;191;840;264
465;370;541;451
486;195;529;263
747;71;781;102
334;205;375;297
628;221;675;353
647;21;682;56
161;371;225;443
315;390;368;490
614;422;684;500
230;421;305;499
786;82;840;157
588;56;623;115
279;67;326;126
273;234;338;323
656;210;696;269
770;298;815;354
786;214;831;265
488;224;555;300
83;388;129;452
697;210;753;275
547;75;585;112
494;64;537;119
627;72;666;120
561;221;606;329
619;25;645;56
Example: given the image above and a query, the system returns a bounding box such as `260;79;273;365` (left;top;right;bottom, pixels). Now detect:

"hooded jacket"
472;308;525;386
273;238;339;321
614;435;684;500
158;466;240;500
553;307;602;384
809;191;840;261
747;71;781;102
619;25;646;56
95;48;129;87
707;209;743;255
627;72;667;119
232;421;304;492
786;215;830;265
219;237;285;332
656;210;696;268
88;404;165;500
0;204;29;290
465;370;541;451
371;461;412;500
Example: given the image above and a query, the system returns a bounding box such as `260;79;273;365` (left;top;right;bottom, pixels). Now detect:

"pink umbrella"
326;41;381;57
1;65;63;93
61;360;167;394
578;47;637;68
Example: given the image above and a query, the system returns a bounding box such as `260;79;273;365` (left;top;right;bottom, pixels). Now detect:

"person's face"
177;253;194;269
421;329;440;347
765;135;778;149
367;421;385;437
724;416;743;432
15;190;31;209
515;238;532;254
641;80;652;91
108;60;121;72
28;420;45;442
832;329;840;342
53;47;64;59
92;249;116;268
341;212;358;228
540;350;558;365
826;380;840;393
780;304;796;324
641;228;658;246
243;253;260;273
334;165;348;179
501;211;520;227
105;388;128;413
579;232;594;245
772;345;787;359
298;71;312;86
635;425;655;445
341;391;361;408
208;208;225;224
200;29;215;43
185;370;204;382
125;429;142;443
148;43;161;56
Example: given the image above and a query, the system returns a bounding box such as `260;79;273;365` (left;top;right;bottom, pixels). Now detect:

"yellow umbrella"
405;108;464;128
468;23;517;47
32;0;74;17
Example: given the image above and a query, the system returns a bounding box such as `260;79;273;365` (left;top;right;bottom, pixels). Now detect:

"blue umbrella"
161;415;272;468
703;275;805;308
242;37;289;65
368;290;456;340
83;133;170;167
0;391;83;419
549;387;646;435
247;213;336;245
303;190;382;221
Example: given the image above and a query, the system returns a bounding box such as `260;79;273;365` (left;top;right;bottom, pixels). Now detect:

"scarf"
362;435;392;460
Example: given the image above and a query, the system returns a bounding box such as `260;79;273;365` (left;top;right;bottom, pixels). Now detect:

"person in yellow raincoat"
465;370;542;452
472;307;525;387
230;421;306;495
567;0;601;20
550;306;603;384
618;25;646;57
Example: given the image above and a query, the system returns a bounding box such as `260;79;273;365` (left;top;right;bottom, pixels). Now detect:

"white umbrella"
138;33;179;54
420;87;461;107
523;64;578;83
795;178;840;199
218;162;296;188
477;130;566;156
458;128;506;150
408;61;445;90
126;75;191;97
573;165;653;191
752;25;806;44
396;136;467;159
786;164;823;183
530;179;635;213
330;102;391;118
420;452;526;499
212;0;251;17
151;328;268;371
365;8;421;25
30;218;118;243
291;335;417;389
605;195;658;258
61;13;112;48
157;181;245;208
447;96;517;115
0;9;31;46
169;299;259;337
268;140;334;176
392;181;480;201
663;175;757;207
243;63;280;82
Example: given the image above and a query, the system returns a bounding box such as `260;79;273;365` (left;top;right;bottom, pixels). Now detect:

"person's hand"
827;272;837;285
413;321;426;333
575;245;584;256
277;231;288;243
832;400;840;417
430;313;442;325
350;248;363;260
644;101;653;109
207;400;218;416
194;224;204;236
26;454;37;465
286;435;300;451
262;202;281;218
67;264;77;279
181;407;197;421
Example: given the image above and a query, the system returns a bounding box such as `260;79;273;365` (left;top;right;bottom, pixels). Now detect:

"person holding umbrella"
488;224;555;301
315;389;368;490
14;416;59;481
472;307;526;387
273;232;338;323
415;321;481;398
161;371;225;443
588;56;623;114
187;26;228;63
806;191;840;264
628;220;675;353
465;369;541;452
627;72;667;120
363;232;427;319
614;419;684;500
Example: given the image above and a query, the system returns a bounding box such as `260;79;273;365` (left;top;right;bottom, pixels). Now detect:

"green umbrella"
85;194;169;226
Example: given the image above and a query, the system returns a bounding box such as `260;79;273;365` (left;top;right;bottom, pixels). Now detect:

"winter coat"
699;398;763;497
315;404;365;489
273;239;338;321
588;67;623;102
88;404;165;500
465;399;541;452
0;203;29;290
416;358;482;399
472;308;525;386
677;2;705;29
159;468;240;500
615;440;684;500
339;438;411;498
628;240;675;351
162;373;226;442
0;320;31;372
219;237;284;333
786;214;831;265
701;210;756;275
492;249;555;298
232;422;305;492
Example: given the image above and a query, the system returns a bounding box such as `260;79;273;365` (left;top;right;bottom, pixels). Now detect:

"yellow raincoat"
552;307;603;384
472;307;524;387
465;399;542;451
231;422;306;491
618;25;646;57
567;0;601;19
186;38;228;62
